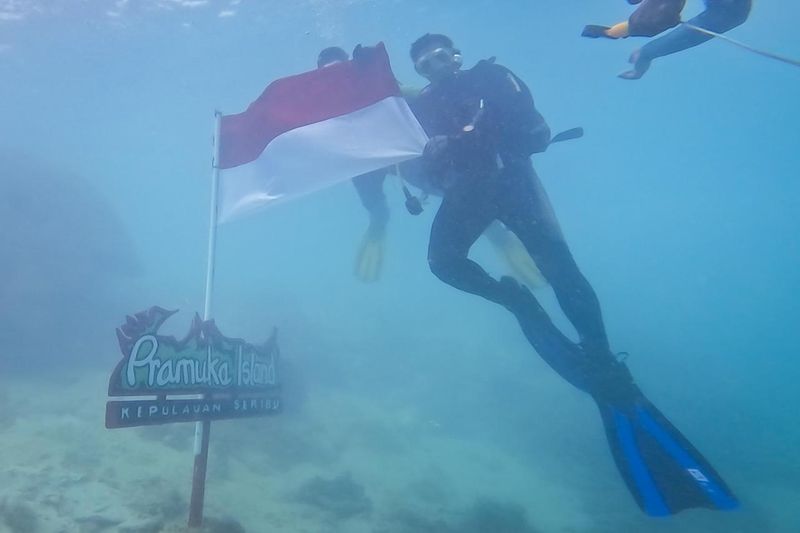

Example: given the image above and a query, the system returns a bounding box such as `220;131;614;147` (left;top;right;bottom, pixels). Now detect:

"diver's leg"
583;0;686;40
498;164;611;355
500;276;634;396
428;187;513;305
427;179;619;389
628;0;686;37
628;0;752;75
499;277;597;391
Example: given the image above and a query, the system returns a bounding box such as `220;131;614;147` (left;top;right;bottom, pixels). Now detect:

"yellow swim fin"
354;229;385;283
484;222;547;289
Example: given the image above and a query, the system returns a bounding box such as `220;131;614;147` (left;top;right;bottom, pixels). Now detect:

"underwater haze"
1;0;799;532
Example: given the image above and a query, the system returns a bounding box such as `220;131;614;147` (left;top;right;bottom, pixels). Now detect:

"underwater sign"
105;307;281;428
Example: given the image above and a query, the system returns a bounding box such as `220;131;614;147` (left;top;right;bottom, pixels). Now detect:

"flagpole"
188;110;222;529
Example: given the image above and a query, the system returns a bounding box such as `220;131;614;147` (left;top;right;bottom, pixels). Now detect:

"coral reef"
293;472;372;519
458;497;539;533
0;499;39;533
200;516;247;533
383;496;540;533
0;150;140;374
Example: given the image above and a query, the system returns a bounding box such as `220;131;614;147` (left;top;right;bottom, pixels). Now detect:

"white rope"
684;23;800;68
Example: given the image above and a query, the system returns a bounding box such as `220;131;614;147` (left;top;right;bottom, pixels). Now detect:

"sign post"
188;110;223;529
105;306;281;518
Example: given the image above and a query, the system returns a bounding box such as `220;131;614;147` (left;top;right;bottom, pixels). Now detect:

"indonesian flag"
216;43;428;222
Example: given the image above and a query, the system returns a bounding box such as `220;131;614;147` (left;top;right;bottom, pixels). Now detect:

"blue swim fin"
596;390;739;516
499;277;739;516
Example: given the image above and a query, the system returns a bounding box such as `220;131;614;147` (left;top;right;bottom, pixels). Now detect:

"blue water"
1;1;798;532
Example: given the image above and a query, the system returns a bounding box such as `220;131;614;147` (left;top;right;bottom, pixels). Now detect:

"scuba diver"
409;33;738;515
582;0;752;79
316;46;547;287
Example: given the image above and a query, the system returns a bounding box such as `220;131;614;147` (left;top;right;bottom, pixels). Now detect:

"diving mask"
414;47;462;78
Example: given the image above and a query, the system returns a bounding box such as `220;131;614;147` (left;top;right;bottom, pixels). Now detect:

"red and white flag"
216;43;428;222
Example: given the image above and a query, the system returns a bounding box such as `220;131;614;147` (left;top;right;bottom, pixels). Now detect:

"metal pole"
188;110;223;529
202;111;223;323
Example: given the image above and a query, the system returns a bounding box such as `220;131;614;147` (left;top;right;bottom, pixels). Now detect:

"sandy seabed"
0;370;797;533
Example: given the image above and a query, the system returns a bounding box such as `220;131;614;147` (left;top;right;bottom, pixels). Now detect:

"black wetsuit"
637;0;752;65
412;60;611;355
628;0;687;37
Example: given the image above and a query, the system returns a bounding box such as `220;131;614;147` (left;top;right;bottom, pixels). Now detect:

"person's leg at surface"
582;0;686;40
498;163;612;356
628;0;686;37
621;0;752;79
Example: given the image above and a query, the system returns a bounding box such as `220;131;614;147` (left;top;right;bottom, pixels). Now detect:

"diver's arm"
433;65;550;166
525;111;552;155
636;0;751;63
621;1;750;79
483;64;551;155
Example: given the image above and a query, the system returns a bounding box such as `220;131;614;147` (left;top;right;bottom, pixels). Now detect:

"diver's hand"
354;223;386;283
619;48;651;80
423;135;451;161
352;44;380;65
422;135;455;178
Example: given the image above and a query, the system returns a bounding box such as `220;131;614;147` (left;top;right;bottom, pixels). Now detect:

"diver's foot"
618;48;651;80
588;359;637;403
579;344;637;402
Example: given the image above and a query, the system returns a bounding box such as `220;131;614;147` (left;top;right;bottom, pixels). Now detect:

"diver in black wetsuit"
583;0;752;79
317;46;548;286
408;34;739;516
410;33;611;358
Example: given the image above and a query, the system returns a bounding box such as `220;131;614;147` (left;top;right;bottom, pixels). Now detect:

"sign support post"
188;111;222;529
